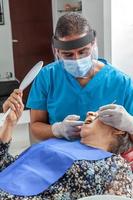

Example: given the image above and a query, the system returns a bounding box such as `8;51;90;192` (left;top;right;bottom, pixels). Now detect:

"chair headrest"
121;148;133;170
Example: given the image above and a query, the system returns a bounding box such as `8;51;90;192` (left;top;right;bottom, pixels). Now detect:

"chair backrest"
78;195;132;200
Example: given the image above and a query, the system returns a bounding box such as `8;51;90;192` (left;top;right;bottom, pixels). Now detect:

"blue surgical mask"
62;56;93;78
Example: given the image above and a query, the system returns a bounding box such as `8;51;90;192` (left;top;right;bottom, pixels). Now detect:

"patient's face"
81;112;127;152
80;112;112;139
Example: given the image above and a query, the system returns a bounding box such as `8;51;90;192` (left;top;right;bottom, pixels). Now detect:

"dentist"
24;12;133;141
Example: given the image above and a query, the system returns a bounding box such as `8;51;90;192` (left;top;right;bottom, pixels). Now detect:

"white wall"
52;0;112;62
82;0;112;62
82;0;104;58
52;0;83;32
0;0;14;80
111;0;133;77
103;0;111;62
1;0;133;80
83;0;133;76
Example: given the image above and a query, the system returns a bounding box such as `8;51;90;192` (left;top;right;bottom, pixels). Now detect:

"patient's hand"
0;89;24;143
5;107;24;126
3;89;23;111
3;89;24;126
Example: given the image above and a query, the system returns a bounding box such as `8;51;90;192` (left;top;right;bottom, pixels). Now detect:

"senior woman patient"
0;95;132;200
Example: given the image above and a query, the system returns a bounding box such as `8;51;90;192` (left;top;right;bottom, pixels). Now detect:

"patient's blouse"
0;141;132;199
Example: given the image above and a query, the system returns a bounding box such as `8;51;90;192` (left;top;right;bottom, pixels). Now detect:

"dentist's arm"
30;111;84;140
52;115;84;140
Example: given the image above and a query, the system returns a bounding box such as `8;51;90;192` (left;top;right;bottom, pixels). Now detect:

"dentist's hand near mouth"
98;104;133;135
52;115;84;140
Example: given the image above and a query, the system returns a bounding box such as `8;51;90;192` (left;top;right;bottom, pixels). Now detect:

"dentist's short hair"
54;12;96;38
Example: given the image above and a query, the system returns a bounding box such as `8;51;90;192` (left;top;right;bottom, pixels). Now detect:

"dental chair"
121;148;133;171
78;195;132;200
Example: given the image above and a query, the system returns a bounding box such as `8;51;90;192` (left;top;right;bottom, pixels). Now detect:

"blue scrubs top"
26;59;133;124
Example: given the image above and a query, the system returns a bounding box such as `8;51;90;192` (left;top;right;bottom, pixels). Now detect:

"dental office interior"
0;0;133;155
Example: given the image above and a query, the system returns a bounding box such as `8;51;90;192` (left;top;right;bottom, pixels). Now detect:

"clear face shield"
52;30;98;78
91;42;98;60
52;30;98;60
53;30;96;53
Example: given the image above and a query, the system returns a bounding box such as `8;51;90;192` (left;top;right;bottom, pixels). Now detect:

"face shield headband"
53;30;96;50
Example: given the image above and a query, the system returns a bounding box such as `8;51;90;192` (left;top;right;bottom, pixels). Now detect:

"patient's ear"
113;129;126;135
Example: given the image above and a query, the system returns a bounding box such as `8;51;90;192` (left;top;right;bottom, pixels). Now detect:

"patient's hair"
110;132;133;154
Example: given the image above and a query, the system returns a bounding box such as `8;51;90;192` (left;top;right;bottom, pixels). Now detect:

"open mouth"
84;112;98;124
84;119;93;124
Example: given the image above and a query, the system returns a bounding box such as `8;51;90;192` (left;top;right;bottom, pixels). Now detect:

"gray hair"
110;133;133;154
54;12;94;38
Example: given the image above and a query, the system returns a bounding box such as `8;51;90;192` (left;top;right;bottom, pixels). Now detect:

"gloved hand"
52;115;84;140
98;104;133;134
